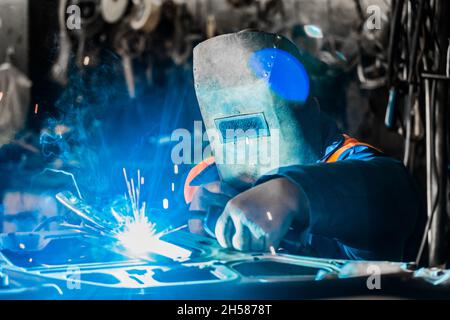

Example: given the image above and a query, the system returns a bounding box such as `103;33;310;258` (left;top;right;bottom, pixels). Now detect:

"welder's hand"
188;181;239;236
215;178;308;252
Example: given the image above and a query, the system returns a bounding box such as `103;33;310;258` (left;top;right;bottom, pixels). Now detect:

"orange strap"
184;156;216;204
326;134;380;163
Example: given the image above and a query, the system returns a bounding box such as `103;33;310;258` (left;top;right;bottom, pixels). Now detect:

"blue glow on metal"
248;48;310;103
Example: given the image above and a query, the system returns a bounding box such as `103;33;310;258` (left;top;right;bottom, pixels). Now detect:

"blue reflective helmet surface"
248;48;310;104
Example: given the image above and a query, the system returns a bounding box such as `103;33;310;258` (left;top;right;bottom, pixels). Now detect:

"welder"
184;30;424;262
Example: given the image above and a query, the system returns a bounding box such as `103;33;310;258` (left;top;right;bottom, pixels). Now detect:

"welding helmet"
193;30;323;190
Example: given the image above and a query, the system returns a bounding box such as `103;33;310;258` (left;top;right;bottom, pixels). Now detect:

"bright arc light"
116;215;158;256
116;216;190;261
115;169;190;261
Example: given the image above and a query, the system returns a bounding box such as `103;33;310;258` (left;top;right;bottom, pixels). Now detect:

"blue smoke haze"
40;51;202;215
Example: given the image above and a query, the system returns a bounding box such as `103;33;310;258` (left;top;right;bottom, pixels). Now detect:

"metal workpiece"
0;230;343;299
0;229;449;299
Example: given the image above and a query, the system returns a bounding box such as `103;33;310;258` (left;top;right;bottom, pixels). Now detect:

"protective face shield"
193;30;322;190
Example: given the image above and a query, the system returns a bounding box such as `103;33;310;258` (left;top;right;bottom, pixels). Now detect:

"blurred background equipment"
0;0;31;148
0;48;32;148
373;0;449;267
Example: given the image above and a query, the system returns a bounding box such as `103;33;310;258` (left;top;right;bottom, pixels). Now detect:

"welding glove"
215;177;309;252
188;181;239;236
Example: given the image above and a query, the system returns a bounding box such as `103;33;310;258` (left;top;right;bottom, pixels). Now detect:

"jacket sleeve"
256;156;424;260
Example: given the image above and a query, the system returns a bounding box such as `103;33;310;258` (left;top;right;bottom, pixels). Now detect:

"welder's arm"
257;157;422;259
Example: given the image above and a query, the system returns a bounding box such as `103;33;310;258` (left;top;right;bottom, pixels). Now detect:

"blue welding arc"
248;48;310;104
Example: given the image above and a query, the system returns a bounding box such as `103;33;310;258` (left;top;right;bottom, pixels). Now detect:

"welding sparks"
34;103;39;114
117;168;157;254
266;211;273;221
116;168;190;260
116;215;158;255
83;56;90;66
163;198;169;209
121;168;147;226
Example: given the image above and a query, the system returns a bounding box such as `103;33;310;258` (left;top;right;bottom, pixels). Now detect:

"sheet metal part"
0;230;340;296
2;229;450;298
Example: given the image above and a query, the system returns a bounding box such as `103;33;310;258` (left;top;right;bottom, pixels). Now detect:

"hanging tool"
101;0;129;23
129;0;162;32
113;30;146;98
